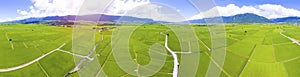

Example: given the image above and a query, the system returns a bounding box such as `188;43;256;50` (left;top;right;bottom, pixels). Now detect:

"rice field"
0;24;299;77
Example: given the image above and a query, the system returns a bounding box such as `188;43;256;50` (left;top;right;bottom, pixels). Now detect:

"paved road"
164;35;179;77
0;43;66;72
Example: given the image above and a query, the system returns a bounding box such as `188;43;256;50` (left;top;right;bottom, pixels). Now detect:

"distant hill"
4;14;158;25
272;17;300;23
3;13;300;25
189;13;274;24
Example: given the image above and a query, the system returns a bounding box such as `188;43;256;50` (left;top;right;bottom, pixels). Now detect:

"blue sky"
215;0;299;9
0;0;31;19
0;0;300;21
151;0;300;18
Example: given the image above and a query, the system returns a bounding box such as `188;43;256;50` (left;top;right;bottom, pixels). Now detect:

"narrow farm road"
280;29;300;46
58;49;93;60
164;34;179;77
0;43;66;72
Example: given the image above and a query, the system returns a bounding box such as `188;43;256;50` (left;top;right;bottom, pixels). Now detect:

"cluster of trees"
45;20;75;26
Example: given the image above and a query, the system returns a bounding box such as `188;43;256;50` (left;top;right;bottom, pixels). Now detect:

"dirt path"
0;43;66;72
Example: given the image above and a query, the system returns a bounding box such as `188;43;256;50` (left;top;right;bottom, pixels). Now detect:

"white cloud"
0;0;151;22
125;4;185;22
19;0;151;17
18;0;85;17
189;4;300;20
0;0;85;22
258;4;300;18
0;17;29;22
106;0;187;22
105;0;150;15
4;1;299;22
17;10;28;15
0;0;153;22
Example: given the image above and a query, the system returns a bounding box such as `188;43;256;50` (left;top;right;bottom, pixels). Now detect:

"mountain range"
4;14;156;25
272;17;300;23
189;13;275;23
3;13;300;25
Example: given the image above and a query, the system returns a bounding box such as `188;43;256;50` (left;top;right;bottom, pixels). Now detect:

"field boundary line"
5;31;14;49
95;51;112;77
204;52;232;77
282;63;290;77
262;35;267;45
226;49;248;59
271;38;277;62
238;44;257;77
281;56;300;63
37;61;50;77
23;42;29;48
228;36;240;41
9;42;14;50
272;42;293;46
198;39;211;51
120;74;129;77
133;49;141;77
57;49;93;60
94;41;112;77
0;43;66;72
226;31;261;47
5;31;9;41
33;41;45;54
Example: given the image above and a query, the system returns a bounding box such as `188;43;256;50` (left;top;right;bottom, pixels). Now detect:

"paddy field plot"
0;24;299;77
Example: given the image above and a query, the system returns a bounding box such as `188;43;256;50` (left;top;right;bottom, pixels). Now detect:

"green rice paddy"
0;24;299;77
